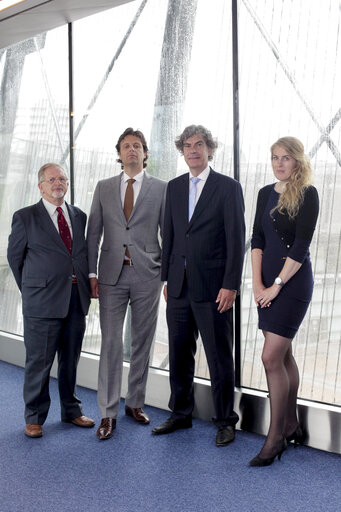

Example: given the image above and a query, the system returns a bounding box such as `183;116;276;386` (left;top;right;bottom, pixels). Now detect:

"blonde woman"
250;137;319;466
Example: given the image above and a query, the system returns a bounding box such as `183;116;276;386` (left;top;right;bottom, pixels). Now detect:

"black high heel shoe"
286;426;305;447
249;439;287;467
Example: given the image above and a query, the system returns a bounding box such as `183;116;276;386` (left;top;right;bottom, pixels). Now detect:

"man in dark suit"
152;125;245;446
7;163;94;438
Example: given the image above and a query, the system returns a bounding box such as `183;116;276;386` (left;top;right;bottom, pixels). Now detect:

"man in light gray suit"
87;127;166;440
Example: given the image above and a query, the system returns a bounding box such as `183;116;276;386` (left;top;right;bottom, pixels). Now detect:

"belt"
123;259;133;266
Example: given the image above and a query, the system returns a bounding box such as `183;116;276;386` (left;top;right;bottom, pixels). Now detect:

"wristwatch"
275;277;285;287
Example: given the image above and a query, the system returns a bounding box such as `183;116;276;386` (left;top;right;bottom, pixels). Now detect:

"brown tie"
123;178;135;260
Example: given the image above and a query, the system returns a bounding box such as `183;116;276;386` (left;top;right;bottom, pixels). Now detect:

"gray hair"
38;163;67;183
175;125;218;161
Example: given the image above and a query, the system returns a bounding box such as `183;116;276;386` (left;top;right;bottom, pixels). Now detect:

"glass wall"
0;28;69;334
0;0;340;405
238;0;341;404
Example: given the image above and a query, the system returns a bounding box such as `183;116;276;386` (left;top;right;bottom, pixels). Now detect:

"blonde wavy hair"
271;136;313;220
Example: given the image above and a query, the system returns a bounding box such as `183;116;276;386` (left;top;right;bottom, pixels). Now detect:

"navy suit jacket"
161;168;245;302
7;199;91;318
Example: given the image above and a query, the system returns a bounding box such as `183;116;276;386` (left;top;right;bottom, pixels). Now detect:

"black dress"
257;187;314;339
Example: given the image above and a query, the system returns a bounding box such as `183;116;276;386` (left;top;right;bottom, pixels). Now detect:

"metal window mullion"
232;0;241;387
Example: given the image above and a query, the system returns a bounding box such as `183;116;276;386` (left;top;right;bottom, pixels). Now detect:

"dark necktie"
57;207;72;254
123;179;135;260
123;178;136;220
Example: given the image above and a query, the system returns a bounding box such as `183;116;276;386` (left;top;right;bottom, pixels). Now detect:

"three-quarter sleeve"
251;186;272;251
287;186;319;263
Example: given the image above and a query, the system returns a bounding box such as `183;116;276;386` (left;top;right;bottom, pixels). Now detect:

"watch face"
275;277;283;286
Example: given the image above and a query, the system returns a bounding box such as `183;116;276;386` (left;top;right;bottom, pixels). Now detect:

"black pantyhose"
257;331;299;459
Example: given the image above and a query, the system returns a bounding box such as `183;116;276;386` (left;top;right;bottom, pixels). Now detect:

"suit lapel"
35;200;69;253
66;203;81;253
188;168;218;228
110;174;126;224
130;171;152;221
178;173;190;225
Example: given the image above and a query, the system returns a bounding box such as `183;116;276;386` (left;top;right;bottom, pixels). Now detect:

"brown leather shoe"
96;417;116;440
125;405;150;424
70;415;95;428
25;424;43;438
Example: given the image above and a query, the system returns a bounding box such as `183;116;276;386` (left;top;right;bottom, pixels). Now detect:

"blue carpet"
0;360;340;512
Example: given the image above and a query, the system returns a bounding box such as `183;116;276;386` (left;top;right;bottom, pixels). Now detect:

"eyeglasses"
41;177;69;184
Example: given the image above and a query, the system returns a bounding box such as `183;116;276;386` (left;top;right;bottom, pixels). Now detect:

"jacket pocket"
204;259;226;269
145;244;160;253
23;277;47;288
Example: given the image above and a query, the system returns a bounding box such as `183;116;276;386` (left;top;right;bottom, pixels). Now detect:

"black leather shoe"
152;416;192;435
215;425;235;446
96;417;116;440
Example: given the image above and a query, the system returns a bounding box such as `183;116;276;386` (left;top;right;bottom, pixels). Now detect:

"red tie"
57;207;72;254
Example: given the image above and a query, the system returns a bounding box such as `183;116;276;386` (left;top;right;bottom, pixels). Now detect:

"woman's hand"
255;283;281;308
253;284;266;306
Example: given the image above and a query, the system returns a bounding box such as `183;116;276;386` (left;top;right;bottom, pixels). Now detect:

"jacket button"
186;234;189;238
287;245;290;248
123;244;126;247
126;227;130;230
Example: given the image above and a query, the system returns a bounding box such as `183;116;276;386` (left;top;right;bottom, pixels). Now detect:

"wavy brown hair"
271;136;313;219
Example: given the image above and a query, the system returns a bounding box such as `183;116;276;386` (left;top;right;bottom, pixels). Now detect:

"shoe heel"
287;426;305;448
277;438;287;461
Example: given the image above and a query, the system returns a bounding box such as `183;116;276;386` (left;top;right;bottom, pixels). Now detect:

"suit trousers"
97;266;162;418
23;284;85;424
167;276;239;427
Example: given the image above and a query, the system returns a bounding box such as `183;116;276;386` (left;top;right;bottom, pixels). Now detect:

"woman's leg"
283;344;300;437
258;331;292;458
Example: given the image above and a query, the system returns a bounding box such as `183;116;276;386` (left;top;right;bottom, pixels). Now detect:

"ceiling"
0;0;133;49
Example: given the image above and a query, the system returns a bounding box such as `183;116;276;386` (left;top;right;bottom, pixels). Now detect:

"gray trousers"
97;266;162;418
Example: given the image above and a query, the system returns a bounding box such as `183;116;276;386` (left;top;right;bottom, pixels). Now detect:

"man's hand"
216;288;236;313
89;277;99;299
163;284;167;302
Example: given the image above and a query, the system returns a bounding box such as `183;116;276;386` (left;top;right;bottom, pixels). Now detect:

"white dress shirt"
120;169;144;206
42;198;73;238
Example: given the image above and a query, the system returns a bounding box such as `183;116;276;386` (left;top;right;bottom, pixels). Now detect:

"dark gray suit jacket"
7;199;91;318
162;168;245;302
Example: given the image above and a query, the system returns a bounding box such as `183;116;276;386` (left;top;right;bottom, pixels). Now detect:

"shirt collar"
42;198;66;216
122;169;144;183
189;165;210;182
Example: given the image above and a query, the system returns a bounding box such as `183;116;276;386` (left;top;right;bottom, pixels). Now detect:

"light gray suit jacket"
87;171;167;285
